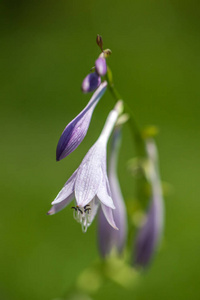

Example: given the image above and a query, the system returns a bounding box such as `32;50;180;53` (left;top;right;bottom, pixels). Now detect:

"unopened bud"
96;34;103;51
82;72;101;93
116;113;129;126
95;57;107;76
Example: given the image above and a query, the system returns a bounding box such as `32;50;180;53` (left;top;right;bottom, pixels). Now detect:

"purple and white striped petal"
97;176;115;209
47;193;74;215
51;169;77;205
74;145;104;207
56;81;107;161
101;204;118;230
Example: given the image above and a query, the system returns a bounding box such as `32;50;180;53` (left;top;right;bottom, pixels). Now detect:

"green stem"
105;67;146;157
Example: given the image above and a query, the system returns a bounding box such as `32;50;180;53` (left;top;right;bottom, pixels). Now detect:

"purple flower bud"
95;57;107;76
133;139;164;268
98;127;127;257
82;72;101;93
56;82;107;161
48;103;122;233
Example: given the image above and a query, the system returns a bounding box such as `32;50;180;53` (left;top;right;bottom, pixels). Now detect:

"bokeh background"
1;0;200;299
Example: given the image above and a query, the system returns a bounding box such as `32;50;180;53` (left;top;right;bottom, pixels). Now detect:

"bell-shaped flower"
56;81;107;161
48;101;123;232
133;138;164;268
98;127;127;257
82;72;101;93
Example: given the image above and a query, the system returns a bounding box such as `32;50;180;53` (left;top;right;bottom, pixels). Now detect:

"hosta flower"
134;139;164;268
98;127;127;256
48;101;123;232
56;81;107;161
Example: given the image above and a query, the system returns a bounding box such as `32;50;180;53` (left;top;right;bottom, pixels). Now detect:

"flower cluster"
81;35;111;93
48;35;165;269
82;57;107;93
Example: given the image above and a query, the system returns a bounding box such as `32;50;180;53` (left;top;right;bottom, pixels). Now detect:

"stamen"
78;208;83;214
81;222;88;233
84;204;91;214
81;216;89;233
72;204;92;232
71;206;77;211
84;205;90;209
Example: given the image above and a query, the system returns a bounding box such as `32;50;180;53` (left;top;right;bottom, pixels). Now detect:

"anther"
78;208;83;214
84;205;90;209
71;206;77;211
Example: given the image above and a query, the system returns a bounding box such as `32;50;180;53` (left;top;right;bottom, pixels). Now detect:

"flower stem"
105;66;146;157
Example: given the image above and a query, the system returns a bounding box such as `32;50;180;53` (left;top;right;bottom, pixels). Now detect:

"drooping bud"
95;57;107;77
133;139;164;268
82;72;101;93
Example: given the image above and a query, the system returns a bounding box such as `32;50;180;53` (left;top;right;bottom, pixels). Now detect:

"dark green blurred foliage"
0;1;200;300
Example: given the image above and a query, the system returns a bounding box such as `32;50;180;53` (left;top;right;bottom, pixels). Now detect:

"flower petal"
74;150;103;207
97;176;115;209
98;127;127;256
47;193;74;215
101;203;118;230
51;169;77;205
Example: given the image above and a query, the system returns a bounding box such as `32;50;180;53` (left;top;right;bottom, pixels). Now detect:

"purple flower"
56;81;107;161
82;72;101;93
133;139;164;268
95;57;107;76
98;127;127;257
48;102;123;232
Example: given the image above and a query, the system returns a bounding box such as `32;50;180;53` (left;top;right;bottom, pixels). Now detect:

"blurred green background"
1;0;200;299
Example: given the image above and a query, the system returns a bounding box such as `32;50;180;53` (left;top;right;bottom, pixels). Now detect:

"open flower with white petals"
48;101;123;232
